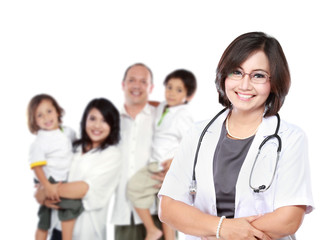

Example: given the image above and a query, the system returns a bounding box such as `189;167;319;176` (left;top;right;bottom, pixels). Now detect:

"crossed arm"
250;205;306;239
159;195;305;240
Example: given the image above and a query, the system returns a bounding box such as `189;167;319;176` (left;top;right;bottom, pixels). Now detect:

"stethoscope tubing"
191;108;228;183
190;109;281;198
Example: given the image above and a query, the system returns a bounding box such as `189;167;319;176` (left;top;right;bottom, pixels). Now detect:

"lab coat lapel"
196;110;229;215
235;115;278;216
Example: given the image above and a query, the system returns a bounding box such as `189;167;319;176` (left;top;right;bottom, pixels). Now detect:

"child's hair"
163;69;197;98
27;94;64;134
73;98;120;153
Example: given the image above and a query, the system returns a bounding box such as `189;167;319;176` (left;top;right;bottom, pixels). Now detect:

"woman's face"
225;50;271;115
85;108;110;149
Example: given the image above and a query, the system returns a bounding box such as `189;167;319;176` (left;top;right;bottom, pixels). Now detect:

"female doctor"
158;32;314;240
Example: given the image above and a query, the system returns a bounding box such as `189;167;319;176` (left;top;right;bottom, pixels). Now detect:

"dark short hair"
164;69;197;97
74;98;120;152
27;94;64;134
122;62;153;84
215;32;291;117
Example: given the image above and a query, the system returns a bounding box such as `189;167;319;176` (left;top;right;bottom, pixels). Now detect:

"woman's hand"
44;182;61;201
160;196;270;240
43;199;60;210
34;184;46;205
220;216;271;240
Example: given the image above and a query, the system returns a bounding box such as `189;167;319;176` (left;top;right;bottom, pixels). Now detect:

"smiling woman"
158;32;314;240
224;50;272;138
85;108;111;149
1;1;319;239
35;98;122;240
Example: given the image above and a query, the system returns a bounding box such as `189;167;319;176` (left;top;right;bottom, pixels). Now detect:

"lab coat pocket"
251;140;278;214
252;187;275;215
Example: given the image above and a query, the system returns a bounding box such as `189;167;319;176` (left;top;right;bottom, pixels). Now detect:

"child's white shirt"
29;126;76;181
149;101;194;164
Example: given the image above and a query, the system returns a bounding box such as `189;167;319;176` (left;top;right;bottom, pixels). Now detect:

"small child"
27;94;83;240
127;69;197;240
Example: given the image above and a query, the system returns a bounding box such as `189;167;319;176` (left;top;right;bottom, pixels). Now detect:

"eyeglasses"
228;69;271;84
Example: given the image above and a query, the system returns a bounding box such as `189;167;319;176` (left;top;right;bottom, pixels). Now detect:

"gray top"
213;121;254;218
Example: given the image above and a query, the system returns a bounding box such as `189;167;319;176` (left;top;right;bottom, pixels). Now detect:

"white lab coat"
159;110;314;240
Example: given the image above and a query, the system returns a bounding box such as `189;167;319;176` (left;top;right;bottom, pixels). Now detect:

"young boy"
127;69;197;240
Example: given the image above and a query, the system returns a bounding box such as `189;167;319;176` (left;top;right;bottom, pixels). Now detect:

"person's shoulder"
61;125;74;134
194;118;216;129
30;130;51;151
279;118;307;139
175;104;192;116
101;145;121;155
61;125;76;141
34;129;53;141
179;119;210;139
146;102;157;111
156;101;167;109
98;145;121;162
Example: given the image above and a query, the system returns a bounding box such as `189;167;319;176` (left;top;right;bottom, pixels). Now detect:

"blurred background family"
27;32;314;240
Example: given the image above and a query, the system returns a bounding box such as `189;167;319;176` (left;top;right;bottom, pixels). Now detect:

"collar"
206;109;281;138
162;101;189;114
120;103;154;118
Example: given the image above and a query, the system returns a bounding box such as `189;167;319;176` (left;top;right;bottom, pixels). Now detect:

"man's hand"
151;159;173;189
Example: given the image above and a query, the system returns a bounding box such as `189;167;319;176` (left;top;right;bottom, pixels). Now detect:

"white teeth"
238;93;253;99
132;91;141;96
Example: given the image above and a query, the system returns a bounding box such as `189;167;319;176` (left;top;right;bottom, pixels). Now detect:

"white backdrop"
1;0;319;239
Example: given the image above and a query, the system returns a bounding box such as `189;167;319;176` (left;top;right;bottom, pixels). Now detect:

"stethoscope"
189;108;282;204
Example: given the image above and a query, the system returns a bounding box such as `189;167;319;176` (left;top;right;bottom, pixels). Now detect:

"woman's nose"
93;120;101;128
239;74;252;90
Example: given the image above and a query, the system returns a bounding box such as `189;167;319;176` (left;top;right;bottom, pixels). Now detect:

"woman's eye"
233;70;242;76
89;116;96;121
253;73;266;78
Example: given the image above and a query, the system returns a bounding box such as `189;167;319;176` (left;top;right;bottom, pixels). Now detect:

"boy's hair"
27;94;64;134
164;69;197;97
73;98;120;153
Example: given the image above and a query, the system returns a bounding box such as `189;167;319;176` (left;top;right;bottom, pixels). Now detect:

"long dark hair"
73;98;120;153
